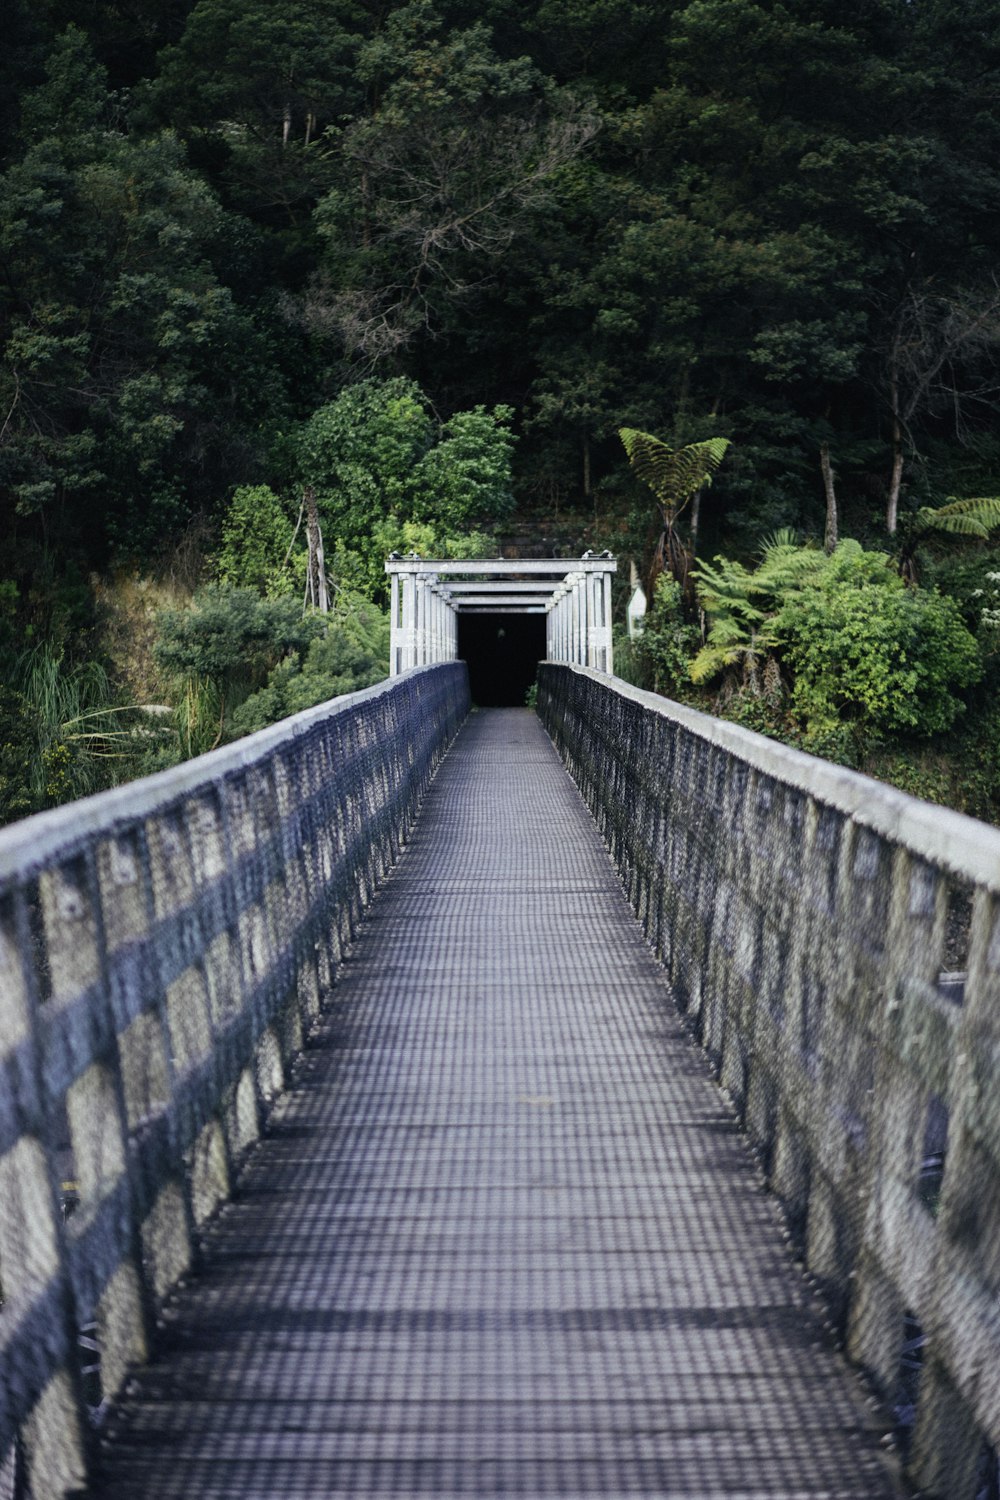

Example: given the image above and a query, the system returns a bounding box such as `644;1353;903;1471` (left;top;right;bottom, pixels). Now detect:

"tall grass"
15;642;175;808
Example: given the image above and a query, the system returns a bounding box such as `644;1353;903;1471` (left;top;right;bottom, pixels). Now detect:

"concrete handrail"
539;663;1000;1500
0;663;469;1497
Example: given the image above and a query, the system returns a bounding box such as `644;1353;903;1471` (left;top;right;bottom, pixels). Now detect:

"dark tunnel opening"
458;612;547;707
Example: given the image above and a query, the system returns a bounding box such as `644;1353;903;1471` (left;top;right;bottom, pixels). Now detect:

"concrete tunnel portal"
385;556;618;694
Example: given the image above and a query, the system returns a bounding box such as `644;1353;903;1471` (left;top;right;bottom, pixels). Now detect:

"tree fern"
618;427;731;591
618;428;731;518
900;495;1000;581
690;539;825;690
690;556;765;625
914;495;1000;538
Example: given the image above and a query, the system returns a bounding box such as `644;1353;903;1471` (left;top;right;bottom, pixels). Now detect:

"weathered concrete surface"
0;665;468;1498
94;708;899;1499
539;664;1000;1500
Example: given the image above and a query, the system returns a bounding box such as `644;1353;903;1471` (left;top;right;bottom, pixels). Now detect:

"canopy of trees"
3;0;1000;822
5;0;1000;575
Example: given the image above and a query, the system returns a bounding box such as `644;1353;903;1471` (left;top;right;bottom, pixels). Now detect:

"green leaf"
618;428;730;516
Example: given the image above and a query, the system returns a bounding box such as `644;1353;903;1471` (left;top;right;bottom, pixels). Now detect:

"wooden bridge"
1;659;999;1499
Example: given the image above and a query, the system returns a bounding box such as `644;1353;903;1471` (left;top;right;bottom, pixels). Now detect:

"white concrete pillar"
420;584;429;664
586;573;598;666
402;572;417;670
389;574;402;676
603;572;614;673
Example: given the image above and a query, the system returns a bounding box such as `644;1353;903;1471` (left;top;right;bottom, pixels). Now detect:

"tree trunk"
282;102;292;148
820;442;838;552
886;367;903;534
582;432;591;503
887;417;904;535
361;169;371;249
304;486;329;613
690;488;702;559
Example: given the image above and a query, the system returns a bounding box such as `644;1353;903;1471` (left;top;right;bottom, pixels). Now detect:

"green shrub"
0;685;37;822
154;586;321;681
232;632;384;735
297;379;516;598
638;577;700;698
232;601;389;736
154;585;324;752
216;485;299;597
693;538;982;749
775;543;981;740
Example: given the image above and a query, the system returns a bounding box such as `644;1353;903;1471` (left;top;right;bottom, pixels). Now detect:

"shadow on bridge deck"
93;708;900;1499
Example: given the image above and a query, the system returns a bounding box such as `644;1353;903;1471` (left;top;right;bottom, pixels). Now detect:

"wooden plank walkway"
94;708;900;1498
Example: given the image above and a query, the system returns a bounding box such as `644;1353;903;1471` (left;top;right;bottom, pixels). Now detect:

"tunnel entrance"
459;612;547;706
384;556;616;681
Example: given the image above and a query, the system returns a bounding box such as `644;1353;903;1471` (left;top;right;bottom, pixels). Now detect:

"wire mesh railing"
538;663;1000;1500
0;663;468;1499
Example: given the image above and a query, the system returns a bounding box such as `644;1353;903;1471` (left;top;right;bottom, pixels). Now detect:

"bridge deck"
95;708;898;1498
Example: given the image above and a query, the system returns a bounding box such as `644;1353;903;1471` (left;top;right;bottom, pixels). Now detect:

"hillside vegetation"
3;0;1000;822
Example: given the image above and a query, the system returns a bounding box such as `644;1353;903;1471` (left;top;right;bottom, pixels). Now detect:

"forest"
2;0;1000;823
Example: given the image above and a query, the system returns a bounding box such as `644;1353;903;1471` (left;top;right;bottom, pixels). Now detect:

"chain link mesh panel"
538;664;1000;1500
0;664;468;1499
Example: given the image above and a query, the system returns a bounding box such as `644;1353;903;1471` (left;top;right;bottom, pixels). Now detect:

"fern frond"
705;616;762;647
758;527;799;558
916;510;990;538
690;555;750;594
690;644;745;684
619;428;731;513
915;495;1000;538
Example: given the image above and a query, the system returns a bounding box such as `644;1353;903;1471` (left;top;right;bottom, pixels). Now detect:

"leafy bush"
693;538;982;749
410;405;516;535
233;596;389;736
155;586;320;680
233;630;386;735
154;585;324;752
776;543;980;740
636;577;700;698
216;485;299;597
297;378;516;597
0;685;37;822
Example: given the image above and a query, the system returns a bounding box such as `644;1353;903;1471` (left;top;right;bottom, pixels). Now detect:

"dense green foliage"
689;535;985;767
216;486;299;596
7;0;1000;572
3;0;1000;823
232;596;390;734
297;378;515;595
